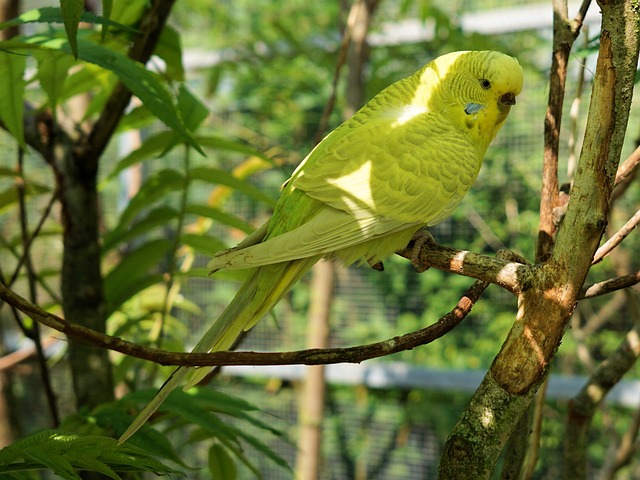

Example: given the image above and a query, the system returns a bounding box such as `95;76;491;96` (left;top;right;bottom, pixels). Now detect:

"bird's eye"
479;79;491;90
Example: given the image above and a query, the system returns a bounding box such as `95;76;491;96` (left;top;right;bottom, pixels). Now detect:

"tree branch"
592;208;640;264
564;293;640;479
536;0;590;261
612;144;640;200
0;278;488;368
580;271;640;299
396;243;530;295
439;2;639;478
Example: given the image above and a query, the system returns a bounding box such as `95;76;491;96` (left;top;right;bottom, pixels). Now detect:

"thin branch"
0;279;488;367
6;191;58;288
312;0;362;144
599;401;640;479
565;294;640;480
580;271;640;299
592;208;640;264
15;149;59;426
396;243;530;295
611;141;640;201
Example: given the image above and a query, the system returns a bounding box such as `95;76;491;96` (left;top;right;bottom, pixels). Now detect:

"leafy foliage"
0;430;179;479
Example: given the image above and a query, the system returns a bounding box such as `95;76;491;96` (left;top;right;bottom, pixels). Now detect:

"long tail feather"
118;257;319;443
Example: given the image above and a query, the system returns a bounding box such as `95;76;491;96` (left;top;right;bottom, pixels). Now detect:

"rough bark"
501;1;591;476
438;1;639;478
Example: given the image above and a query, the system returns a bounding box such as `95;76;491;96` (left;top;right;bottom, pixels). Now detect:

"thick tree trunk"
59;147;114;409
438;1;640;478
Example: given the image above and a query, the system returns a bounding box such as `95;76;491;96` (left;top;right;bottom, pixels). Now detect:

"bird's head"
420;50;524;147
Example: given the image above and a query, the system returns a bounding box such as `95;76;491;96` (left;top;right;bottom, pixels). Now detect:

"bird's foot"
368;259;384;271
409;228;434;273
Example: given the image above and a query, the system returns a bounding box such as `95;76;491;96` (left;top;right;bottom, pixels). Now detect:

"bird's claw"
368;259;384;271
409;228;434;273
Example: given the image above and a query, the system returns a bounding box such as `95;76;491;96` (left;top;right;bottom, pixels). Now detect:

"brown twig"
566;293;640;479
592;208;640;264
397;243;530;295
0;279;487;368
580;271;640;299
612;145;640;200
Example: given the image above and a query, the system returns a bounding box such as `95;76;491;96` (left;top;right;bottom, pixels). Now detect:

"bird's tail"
118;257;319;444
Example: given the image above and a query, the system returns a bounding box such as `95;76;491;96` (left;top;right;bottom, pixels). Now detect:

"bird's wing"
209;111;482;272
293;111;482;226
208;206;416;271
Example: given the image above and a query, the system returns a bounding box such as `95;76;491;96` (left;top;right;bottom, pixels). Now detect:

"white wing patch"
392;104;429;127
326;160;376;214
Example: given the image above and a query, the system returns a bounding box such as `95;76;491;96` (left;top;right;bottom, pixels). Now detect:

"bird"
119;50;523;443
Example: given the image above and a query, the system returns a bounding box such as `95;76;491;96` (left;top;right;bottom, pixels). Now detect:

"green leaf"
101;0;113;41
110;0;146;26
0;51;26;148
0;7;139;34
115;105;155;133
180;233;227;257
117;169;185;227
58;62;113;103
190;166;276;207
21;34;203;153
196;134;273;163
70;36;201;153
155;25;184;82
104;239;173;309
208;443;237;480
0;430;178;478
104;239;172;291
184;204;254;233
60;0;84;58
104;206;179;253
106;131;177;179
33;49;75;117
178;84;209;132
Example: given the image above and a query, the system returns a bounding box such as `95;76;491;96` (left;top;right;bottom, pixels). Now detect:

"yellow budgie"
119;50;523;443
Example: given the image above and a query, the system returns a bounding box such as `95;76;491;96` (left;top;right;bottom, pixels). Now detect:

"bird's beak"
499;92;516;107
464;103;485;115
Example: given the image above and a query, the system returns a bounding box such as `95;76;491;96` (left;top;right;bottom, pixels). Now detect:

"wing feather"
208;207;420;271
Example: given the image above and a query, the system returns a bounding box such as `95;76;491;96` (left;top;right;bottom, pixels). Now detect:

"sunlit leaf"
33;49;75;117
156;25;184;82
0;430;178;478
196;135;273;163
0;6;139;34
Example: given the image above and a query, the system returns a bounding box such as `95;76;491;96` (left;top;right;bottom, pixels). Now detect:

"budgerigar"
119;50;523;443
